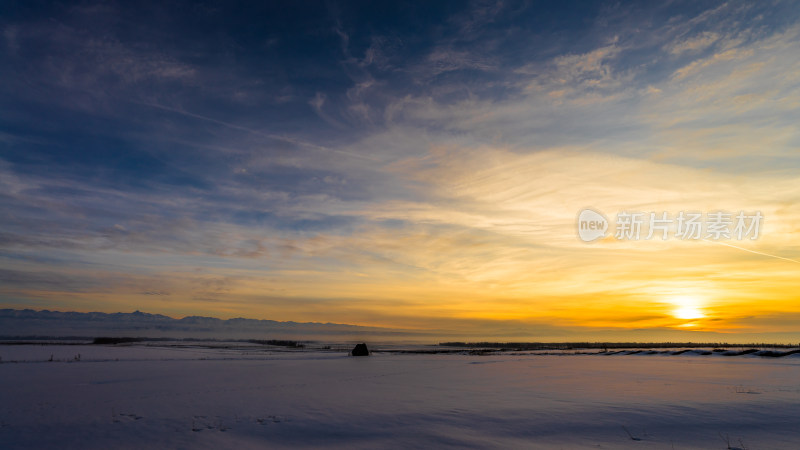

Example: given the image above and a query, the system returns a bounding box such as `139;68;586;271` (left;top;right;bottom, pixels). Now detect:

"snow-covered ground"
1;344;799;449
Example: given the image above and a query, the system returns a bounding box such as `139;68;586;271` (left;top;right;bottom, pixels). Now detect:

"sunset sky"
2;1;799;342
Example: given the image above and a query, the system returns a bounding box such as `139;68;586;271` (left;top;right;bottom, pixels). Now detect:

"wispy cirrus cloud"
667;31;721;55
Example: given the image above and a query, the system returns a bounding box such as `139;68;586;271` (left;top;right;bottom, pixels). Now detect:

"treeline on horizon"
439;342;800;350
2;336;798;350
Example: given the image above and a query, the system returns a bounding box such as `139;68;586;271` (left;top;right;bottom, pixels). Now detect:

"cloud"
447;0;510;39
22;21;195;94
308;92;347;128
551;43;622;87
424;47;497;77
667;31;720;55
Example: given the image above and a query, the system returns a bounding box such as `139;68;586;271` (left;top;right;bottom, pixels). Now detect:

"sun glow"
670;296;706;320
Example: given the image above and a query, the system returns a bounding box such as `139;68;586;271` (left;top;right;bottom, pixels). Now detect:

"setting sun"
670;296;706;321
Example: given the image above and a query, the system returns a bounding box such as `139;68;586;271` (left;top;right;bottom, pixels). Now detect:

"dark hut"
351;343;369;356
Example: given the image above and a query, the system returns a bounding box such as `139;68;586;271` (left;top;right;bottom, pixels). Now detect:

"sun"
673;305;705;320
670;296;706;320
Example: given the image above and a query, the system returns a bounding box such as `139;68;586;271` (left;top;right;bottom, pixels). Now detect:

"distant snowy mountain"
0;309;414;341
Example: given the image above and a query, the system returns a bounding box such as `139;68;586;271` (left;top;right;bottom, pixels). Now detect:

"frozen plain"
1;343;800;449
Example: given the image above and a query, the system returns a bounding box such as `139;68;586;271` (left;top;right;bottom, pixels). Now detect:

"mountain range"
0;308;417;341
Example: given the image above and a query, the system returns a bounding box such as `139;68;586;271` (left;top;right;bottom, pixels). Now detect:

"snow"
2;344;800;449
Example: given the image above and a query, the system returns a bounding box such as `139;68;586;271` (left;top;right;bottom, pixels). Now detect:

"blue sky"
2;1;800;341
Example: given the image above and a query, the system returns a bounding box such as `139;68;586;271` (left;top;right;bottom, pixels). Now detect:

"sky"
1;0;800;342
